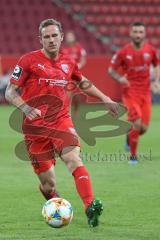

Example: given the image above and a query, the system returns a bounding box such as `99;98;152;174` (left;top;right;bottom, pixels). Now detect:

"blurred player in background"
5;19;119;227
62;31;87;116
108;22;160;164
62;30;86;69
0;69;11;103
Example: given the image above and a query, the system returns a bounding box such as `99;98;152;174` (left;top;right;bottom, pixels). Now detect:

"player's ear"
39;35;42;45
61;32;64;42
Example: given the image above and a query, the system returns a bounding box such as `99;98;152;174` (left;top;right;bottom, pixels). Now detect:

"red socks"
39;166;94;210
72;166;94;209
128;127;140;157
39;184;59;200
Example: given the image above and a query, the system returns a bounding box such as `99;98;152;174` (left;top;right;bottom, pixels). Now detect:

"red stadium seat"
1;0;160;55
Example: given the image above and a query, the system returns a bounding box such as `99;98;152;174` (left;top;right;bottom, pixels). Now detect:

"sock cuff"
72;165;88;177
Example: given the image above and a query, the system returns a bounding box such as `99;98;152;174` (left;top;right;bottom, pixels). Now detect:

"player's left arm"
78;49;87;69
151;48;160;93
153;65;160;82
71;64;120;117
80;76;120;117
151;65;160;94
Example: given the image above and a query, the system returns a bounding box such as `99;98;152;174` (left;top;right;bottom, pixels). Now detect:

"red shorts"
122;93;151;125
23;117;80;175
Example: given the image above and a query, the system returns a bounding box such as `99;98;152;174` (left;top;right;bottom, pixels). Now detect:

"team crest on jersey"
12;65;22;80
143;53;150;60
61;64;69;73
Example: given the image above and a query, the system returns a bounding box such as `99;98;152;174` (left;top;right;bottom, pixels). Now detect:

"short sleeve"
10;54;30;87
71;64;82;82
109;50;124;70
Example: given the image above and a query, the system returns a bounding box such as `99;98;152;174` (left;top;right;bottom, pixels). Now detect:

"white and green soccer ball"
42;198;73;228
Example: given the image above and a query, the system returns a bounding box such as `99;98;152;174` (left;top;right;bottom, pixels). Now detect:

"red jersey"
62;43;86;65
10;50;82;121
110;42;159;94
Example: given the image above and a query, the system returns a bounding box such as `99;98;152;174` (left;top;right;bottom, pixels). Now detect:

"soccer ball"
42;198;73;228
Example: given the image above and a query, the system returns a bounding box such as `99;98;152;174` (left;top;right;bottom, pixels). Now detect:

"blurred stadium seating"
0;0;160;103
60;0;160;52
0;0;160;55
0;0;105;55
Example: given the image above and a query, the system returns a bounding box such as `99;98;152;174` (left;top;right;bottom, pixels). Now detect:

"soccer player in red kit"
62;30;86;69
108;22;160;164
5;19;119;227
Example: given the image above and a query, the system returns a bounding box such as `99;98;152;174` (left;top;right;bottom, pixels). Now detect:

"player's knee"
61;151;83;172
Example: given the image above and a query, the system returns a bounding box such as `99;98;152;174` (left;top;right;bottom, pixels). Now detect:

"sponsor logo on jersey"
39;78;68;86
37;64;46;70
61;64;69;73
129;64;148;71
12;65;22;80
143;53;150;60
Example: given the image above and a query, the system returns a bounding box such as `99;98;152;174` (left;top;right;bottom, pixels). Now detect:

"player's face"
65;32;76;44
40;25;63;56
130;26;146;45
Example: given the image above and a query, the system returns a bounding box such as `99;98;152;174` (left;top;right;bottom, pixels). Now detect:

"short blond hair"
39;18;62;35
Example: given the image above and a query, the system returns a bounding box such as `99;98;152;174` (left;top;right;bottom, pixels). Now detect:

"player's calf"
39;184;60;200
124;134;130;152
139;125;148;135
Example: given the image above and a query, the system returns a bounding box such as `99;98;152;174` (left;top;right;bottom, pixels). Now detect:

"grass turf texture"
0;105;160;240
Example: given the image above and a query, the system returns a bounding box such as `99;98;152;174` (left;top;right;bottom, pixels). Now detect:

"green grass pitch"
0;105;160;240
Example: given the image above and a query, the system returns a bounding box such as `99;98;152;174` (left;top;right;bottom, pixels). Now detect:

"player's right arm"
108;51;130;87
5;83;41;120
5;56;41;120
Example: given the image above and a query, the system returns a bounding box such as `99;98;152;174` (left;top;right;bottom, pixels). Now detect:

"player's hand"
19;104;42;120
104;98;120;118
119;74;130;87
151;81;160;94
